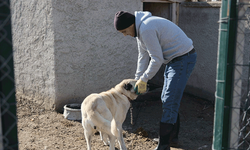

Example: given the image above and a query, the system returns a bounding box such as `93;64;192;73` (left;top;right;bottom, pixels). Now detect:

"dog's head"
115;79;138;101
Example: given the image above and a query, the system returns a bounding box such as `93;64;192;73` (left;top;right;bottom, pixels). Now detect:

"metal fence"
229;1;250;149
0;0;19;150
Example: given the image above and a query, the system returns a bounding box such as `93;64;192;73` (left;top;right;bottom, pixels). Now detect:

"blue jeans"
161;51;197;124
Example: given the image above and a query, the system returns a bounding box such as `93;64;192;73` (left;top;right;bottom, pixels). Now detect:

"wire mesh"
228;2;250;150
0;0;18;149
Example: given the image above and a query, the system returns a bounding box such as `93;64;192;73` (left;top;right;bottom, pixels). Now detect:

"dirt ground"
17;92;214;150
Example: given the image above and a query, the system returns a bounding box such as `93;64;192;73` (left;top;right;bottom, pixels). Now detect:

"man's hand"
134;79;147;95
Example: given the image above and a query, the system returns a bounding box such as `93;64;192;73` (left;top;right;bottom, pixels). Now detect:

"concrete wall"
52;0;142;111
11;0;56;109
11;0;142;111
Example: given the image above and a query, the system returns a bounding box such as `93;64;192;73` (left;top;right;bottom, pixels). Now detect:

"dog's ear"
124;83;132;91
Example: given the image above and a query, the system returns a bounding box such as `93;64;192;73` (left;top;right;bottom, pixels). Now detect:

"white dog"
81;79;138;150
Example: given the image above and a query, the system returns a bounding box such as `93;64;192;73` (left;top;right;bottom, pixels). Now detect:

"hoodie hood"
135;11;152;38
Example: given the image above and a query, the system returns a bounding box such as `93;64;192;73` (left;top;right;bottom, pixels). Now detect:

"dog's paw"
102;140;110;146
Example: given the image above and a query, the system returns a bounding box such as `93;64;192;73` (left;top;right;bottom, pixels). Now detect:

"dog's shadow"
121;88;183;149
123;87;162;138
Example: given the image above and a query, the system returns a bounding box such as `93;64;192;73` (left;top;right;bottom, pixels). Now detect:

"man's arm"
139;30;164;82
135;38;150;80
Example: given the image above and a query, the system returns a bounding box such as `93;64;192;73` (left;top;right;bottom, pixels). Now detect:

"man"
114;11;196;150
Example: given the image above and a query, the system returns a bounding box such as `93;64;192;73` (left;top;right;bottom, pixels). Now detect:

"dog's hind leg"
100;131;109;146
82;119;94;150
84;129;92;150
108;134;116;150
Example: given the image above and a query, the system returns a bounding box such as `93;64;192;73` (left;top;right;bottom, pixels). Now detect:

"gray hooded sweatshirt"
134;11;194;82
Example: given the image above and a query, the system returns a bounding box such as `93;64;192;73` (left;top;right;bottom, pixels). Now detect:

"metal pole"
222;0;237;149
213;0;237;149
213;0;229;149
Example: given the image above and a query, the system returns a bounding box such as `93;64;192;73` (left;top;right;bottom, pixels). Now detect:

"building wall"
11;0;142;111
